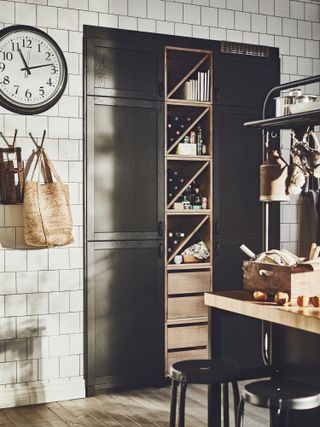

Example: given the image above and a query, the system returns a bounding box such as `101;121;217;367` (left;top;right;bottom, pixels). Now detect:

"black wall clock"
0;25;68;115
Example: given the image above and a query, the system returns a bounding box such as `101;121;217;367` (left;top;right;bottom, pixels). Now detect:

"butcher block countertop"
204;290;320;336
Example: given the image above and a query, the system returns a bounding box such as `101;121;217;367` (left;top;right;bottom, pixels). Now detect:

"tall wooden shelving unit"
164;46;213;373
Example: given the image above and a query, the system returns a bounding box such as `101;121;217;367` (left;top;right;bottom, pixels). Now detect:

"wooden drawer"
167;324;208;350
168;296;208;320
168;271;211;295
167;348;208;372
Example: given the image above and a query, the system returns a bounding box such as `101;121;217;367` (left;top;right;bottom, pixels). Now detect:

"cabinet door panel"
214;52;280;109
87;240;164;389
213;106;280;289
87;97;164;241
87;38;162;100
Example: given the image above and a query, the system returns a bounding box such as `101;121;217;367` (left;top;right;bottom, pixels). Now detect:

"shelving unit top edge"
165;45;212;54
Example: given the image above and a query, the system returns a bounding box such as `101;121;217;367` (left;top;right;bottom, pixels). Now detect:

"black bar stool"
236;379;320;427
169;359;240;427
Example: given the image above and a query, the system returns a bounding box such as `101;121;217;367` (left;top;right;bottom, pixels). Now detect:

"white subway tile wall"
0;0;318;405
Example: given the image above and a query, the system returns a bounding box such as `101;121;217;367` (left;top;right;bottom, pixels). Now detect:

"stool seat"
237;379;320;427
169;359;240;427
170;359;238;385
243;379;320;411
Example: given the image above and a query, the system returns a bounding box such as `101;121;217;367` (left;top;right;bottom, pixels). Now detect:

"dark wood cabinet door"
86;240;164;391
86;37;163;100
213;51;280;110
86;96;164;241
213;107;279;291
213;106;279;372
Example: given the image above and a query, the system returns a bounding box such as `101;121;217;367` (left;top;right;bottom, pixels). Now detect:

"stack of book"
183;70;210;101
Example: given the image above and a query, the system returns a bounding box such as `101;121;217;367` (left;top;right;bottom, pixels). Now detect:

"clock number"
14;85;19;95
1;52;13;61
25;89;32;99
46;78;53;86
0;62;5;72
45;52;52;61
22;39;32;49
11;42;20;51
0;76;10;85
38;43;42;53
39;86;45;97
50;65;57;75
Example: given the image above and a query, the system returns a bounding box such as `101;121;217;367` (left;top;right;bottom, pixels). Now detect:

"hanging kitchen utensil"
0;129;24;204
260;132;289;202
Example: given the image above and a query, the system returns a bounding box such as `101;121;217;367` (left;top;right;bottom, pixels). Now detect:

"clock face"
0;26;67;114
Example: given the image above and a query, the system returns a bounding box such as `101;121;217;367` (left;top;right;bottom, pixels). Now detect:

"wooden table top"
204;290;320;335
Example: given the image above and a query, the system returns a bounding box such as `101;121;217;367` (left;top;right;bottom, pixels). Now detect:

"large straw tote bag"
23;147;74;247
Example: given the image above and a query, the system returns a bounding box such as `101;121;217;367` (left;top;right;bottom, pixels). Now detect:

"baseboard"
0;380;86;409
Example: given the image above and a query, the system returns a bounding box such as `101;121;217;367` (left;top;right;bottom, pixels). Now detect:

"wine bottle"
192;188;202;209
196;124;203;155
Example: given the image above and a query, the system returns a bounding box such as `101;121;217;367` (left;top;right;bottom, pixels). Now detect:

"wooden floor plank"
71;397;123;427
0;384;268;427
46;402;86;427
0;410;17;427
108;391;162;427
95;393;141;427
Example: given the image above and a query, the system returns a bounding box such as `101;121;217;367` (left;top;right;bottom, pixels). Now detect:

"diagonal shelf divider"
167;53;209;99
167;161;209;209
168;215;209;264
167;107;209;154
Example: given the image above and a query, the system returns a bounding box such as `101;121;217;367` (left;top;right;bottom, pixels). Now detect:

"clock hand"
20;63;54;71
18;49;31;76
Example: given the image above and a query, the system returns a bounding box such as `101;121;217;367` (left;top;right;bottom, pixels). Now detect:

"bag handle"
28;131;62;184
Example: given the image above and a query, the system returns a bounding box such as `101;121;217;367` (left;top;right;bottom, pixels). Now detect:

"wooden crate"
243;260;320;299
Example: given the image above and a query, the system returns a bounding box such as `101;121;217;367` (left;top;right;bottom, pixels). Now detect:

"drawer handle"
259;269;273;277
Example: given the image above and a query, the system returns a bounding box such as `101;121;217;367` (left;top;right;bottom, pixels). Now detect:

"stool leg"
169;379;178;427
236;397;245;427
178;382;187;427
223;383;229;427
231;381;240;427
270;406;281;427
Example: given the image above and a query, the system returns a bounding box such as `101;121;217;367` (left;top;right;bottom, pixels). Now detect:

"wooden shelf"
166;210;211;215
166;155;212;161
167;99;211;107
168;215;209;263
167;316;208;326
244;109;320;130
167;263;212;271
167;161;210;209
167;107;209;154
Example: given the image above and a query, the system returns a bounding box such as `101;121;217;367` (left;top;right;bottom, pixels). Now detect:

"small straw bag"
23;136;74;247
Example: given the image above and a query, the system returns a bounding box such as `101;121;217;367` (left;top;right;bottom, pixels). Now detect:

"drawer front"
167;324;208;350
168;271;211;295
168;296;208;320
167;348;208;372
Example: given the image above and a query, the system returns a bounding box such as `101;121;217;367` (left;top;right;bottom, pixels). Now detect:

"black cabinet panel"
87;240;164;390
87;97;164;241
86;38;162;100
214;106;280;289
214;53;280;110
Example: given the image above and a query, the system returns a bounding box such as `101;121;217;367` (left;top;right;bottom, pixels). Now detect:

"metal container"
274;95;295;116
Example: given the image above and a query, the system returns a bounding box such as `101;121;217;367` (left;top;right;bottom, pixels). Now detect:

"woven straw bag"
23;147;74;247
